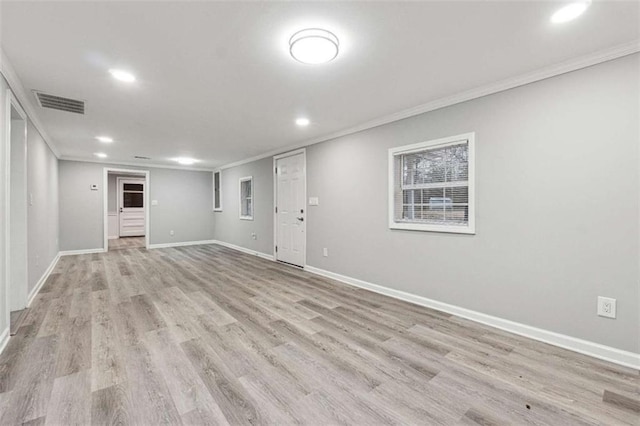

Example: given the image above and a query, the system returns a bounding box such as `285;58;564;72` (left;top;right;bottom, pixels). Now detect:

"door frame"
117;176;146;237
4;89;28;328
102;167;150;251
273;148;307;267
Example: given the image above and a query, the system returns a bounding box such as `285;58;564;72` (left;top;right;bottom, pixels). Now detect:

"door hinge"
274;167;278;174
275;206;278;213
275;246;278;253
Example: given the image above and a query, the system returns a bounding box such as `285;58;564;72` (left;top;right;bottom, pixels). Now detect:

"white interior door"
118;178;145;237
275;152;306;267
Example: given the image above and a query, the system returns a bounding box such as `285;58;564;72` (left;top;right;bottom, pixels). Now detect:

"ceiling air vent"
134;156;151;160
33;90;85;114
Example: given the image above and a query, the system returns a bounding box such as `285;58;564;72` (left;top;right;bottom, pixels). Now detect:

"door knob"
297;217;304;222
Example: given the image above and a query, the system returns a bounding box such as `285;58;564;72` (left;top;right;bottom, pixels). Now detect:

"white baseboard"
0;327;9;355
27;253;60;307
59;248;106;256
108;236;119;240
212;240;275;261
148;239;217;249
304;265;640;370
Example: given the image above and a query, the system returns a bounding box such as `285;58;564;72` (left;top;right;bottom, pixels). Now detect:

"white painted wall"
213;54;640;354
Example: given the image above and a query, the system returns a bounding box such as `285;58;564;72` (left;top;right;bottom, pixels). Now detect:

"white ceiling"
1;1;638;169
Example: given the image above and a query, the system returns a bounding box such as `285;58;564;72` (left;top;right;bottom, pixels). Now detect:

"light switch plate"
309;197;319;206
151;200;158;206
90;184;98;191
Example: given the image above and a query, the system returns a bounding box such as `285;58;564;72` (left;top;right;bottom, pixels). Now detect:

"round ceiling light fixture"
109;69;136;83
289;28;339;64
174;157;197;166
550;1;591;24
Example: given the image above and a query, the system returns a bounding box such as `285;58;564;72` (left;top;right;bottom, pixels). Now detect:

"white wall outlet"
151;200;158;206
323;247;328;257
251;232;257;240
169;230;174;236
90;184;98;191
29;193;34;206
309;197;319;206
597;296;616;319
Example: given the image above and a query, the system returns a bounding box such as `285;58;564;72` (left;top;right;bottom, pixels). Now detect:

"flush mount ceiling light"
289;28;339;64
94;152;107;158
95;136;113;143
109;69;136;83
551;1;591;23
174;157;197;165
295;117;310;126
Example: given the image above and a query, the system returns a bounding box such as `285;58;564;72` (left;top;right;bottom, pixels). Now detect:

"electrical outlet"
170;230;174;236
323;248;328;257
251;232;257;240
597;296;616;319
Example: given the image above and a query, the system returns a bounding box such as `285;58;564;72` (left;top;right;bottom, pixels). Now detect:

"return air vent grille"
134;156;152;160
33;91;85;114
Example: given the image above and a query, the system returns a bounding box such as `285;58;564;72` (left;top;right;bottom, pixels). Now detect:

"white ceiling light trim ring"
289;28;339;64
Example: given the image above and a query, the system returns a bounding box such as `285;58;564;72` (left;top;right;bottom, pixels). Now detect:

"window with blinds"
213;171;222;211
388;133;475;234
239;176;253;220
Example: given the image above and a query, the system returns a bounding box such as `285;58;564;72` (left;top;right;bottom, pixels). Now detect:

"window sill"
389;221;475;234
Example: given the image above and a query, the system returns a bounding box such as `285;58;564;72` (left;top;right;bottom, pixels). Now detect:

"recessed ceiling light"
289;28;339;64
551;1;590;24
95;136;113;143
296;117;310;126
94;152;107;158
174;157;197;165
109;69;136;83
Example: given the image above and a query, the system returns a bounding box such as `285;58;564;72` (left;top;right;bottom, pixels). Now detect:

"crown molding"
220;40;640;171
59;156;215;172
0;48;60;158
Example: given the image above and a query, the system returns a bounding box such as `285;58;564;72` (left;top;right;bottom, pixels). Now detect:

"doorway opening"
5;91;28;334
273;149;307;268
103;168;149;252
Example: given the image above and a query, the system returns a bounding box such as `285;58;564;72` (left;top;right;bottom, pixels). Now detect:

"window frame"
388;132;475;234
213;170;222;212
239;176;254;220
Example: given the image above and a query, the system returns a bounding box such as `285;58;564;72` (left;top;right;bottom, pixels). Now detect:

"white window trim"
239;176;254;220
213;170;222;212
388;132;475;234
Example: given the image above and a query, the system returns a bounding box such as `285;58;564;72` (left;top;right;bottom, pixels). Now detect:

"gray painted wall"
0;76;10;334
26;121;58;294
213;54;640;353
214;158;274;255
59;161;214;250
0;75;59;336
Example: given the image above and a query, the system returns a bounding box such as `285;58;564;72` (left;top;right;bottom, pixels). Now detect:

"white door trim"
103;168;150;251
273;148;307;267
4;89;28;329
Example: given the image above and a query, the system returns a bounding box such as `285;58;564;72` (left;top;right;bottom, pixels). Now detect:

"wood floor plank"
45;370;91;426
0;243;636;425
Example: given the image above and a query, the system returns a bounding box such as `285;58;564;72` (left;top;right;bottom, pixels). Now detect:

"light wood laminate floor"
0;244;638;425
109;237;145;251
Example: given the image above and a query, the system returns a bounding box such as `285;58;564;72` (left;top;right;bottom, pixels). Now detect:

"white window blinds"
213;171;222;211
389;133;475;234
239;177;253;219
